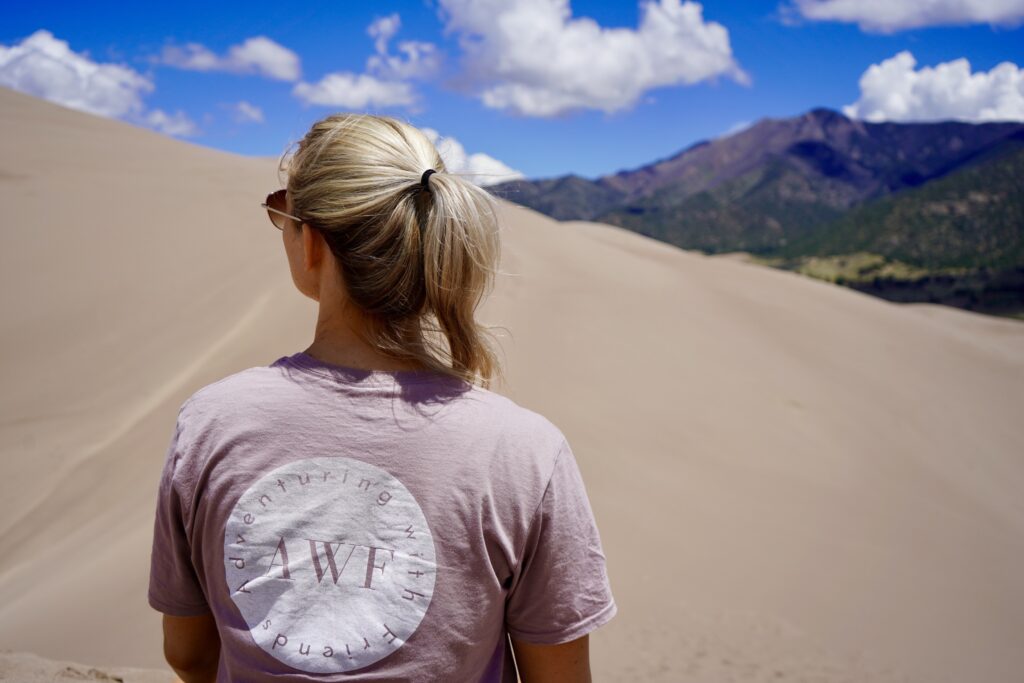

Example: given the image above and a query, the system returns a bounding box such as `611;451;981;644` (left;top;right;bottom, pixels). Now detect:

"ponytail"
282;113;505;389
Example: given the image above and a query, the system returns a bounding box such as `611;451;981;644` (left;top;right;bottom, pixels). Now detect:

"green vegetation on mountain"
779;140;1024;271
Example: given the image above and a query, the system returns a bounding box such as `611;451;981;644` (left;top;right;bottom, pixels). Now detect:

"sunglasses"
261;189;306;231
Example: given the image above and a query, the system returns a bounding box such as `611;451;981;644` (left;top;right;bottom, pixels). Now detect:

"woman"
148;113;617;682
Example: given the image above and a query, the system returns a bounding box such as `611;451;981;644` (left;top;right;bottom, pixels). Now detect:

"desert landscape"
1;83;1023;682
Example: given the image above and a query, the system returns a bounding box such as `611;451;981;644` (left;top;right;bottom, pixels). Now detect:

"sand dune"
1;85;1023;682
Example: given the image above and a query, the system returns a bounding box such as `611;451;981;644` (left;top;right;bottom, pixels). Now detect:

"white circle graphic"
223;456;437;673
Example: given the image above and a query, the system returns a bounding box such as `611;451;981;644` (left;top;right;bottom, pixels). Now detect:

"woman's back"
149;112;616;680
149;350;617;681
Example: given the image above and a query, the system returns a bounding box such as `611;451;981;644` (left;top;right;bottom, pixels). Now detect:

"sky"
2;0;1023;183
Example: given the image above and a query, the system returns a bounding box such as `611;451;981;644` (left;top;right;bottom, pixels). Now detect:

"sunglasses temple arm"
262;204;304;222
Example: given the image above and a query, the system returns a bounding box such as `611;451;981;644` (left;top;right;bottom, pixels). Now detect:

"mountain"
488;109;1024;314
491;173;628;222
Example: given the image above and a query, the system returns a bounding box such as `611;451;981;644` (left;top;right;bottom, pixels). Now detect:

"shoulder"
166;365;285;480
469;383;565;437
175;363;283;431
461;384;569;475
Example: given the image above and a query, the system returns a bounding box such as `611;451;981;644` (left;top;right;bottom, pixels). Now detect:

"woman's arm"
162;613;220;683
510;634;592;683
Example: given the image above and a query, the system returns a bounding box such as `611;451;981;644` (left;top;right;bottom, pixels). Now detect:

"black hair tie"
420;168;437;190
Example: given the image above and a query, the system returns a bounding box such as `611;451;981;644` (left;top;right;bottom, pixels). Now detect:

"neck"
305;310;426;373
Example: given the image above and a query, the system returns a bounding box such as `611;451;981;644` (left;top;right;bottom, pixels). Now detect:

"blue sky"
2;0;1023;181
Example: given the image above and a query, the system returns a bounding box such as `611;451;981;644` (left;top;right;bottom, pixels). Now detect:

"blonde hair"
280;113;505;390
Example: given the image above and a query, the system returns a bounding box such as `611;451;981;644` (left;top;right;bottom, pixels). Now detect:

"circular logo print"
223;456;437;673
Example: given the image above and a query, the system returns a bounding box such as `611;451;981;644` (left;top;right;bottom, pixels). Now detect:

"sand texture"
0;650;171;682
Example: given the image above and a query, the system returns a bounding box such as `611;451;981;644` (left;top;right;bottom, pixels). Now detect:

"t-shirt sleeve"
505;438;618;644
148;407;210;616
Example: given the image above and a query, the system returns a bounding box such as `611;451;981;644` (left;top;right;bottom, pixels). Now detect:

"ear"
300;223;321;273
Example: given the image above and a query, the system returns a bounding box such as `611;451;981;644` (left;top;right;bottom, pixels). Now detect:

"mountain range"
488;108;1024;316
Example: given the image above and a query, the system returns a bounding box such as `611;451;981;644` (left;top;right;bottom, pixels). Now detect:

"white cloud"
435;0;748;117
368;14;402;55
294;13;439;110
160;36;300;81
232;100;264;123
366;13;442;81
145;108;199;136
293;73;416;108
0;29;153;118
785;0;1024;32
843;51;1024;123
421;128;525;186
367;39;442;81
0;29;200;137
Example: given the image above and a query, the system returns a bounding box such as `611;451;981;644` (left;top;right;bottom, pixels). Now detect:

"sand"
1;84;1023;682
0;650;171;682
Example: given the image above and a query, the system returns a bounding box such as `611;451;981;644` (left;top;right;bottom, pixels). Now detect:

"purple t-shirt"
148;351;617;681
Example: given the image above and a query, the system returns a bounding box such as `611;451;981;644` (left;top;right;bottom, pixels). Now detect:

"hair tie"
420;168;437;190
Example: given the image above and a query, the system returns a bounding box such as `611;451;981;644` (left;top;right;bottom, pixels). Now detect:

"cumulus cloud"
0;29;153;118
366;13;442;81
293;73;416;108
368;14;402;55
0;29;199;137
435;0;747;117
784;0;1024;32
843;51;1024;123
145;108;200;136
421;128;525;186
367;39;442;81
232;100;264;123
294;13;438;110
160;36;300;81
